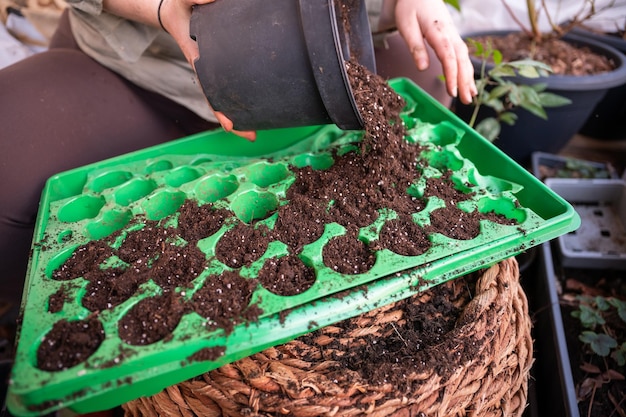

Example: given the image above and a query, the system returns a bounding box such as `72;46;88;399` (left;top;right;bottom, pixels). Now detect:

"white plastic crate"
545;178;626;269
531;151;618;181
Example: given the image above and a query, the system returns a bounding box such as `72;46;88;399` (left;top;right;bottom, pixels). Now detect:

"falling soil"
468;32;616;76
37;60;517;372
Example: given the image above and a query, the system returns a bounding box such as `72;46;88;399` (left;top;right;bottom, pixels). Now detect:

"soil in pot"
468;33;616;76
455;32;622;167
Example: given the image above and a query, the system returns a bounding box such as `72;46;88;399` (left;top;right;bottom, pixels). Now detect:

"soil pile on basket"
122;258;532;417
40;61;515;371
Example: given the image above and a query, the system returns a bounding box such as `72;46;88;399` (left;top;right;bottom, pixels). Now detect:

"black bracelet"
157;0;168;33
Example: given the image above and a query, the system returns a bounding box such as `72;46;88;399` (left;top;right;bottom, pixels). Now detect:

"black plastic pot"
529;242;580;417
453;31;626;166
570;27;626;140
190;0;375;131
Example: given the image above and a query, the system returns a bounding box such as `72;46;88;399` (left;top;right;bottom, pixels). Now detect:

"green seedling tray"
7;78;580;416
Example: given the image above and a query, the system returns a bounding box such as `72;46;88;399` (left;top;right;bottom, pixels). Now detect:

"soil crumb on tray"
258;254;316;296
215;223;271;268
323;229;376;275
118;292;186;346
190;271;259;334
37;315;104;371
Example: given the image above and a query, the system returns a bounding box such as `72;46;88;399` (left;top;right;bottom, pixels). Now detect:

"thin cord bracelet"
157;0;168;33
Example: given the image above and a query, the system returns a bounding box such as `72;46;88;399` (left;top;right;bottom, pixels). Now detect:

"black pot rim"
463;29;626;91
190;0;375;131
298;0;375;129
570;26;626;53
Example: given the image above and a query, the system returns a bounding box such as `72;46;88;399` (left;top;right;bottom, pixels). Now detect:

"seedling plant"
571;294;626;415
465;39;572;142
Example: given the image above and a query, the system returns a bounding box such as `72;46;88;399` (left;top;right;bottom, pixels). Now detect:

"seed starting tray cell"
7;78;579;416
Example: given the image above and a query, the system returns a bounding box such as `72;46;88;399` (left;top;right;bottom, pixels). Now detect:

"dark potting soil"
296;270;483;391
118;292;186;346
37;315;105;372
38;61;517;375
258;254;316;296
469;32;616;76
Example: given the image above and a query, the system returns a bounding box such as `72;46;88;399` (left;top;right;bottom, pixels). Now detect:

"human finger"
159;0;215;66
214;111;257;142
394;3;430;70
455;42;478;104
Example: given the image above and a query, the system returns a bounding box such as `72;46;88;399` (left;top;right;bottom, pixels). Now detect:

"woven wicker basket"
123;258;533;417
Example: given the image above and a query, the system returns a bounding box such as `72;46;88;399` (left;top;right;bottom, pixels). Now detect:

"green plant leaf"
519;101;548;119
499;112;517;126
579;331;617;357
475;118;500;142
484;97;506;113
538;92;572;107
506;85;524;106
595;296;611;311
530;82;549;92
516;66;541;78
506;59;553;74
489;66;516;78
492;49;503;65
611;343;626;366
607;298;626;323
488;84;513;100
576;305;605;329
443;0;461;11
508;84;542;109
468;38;484;56
480;86;506;112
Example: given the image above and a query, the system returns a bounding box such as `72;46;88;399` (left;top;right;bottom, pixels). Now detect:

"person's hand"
159;0;257;141
391;0;477;105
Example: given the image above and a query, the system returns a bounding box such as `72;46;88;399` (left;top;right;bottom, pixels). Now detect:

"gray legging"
0;10;218;303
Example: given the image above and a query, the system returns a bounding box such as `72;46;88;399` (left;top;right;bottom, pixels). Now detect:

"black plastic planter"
190;0;375;131
570;27;626;140
530;242;580;417
453;31;626;166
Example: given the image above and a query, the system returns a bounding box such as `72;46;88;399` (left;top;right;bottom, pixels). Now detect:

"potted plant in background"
451;0;626;167
462;38;572;144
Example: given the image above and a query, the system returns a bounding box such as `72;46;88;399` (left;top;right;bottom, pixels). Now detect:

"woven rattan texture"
123;258;532;417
